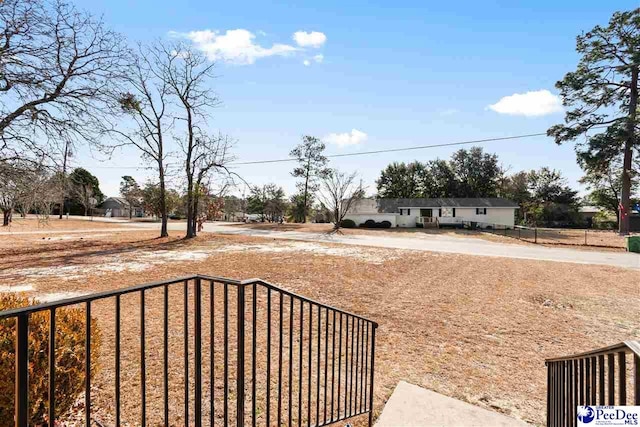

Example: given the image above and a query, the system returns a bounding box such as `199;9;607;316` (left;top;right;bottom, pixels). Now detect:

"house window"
407;209;410;216
476;208;487;215
400;209;403;215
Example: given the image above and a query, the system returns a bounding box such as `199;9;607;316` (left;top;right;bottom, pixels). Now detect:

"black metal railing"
0;275;378;426
545;341;640;427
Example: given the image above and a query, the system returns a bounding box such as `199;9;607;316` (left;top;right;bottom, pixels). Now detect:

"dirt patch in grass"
0;230;638;426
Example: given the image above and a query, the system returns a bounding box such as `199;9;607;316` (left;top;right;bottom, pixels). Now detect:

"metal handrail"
545;340;640;363
1;274;379;427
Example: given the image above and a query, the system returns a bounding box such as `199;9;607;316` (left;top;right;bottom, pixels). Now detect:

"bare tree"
0;161;31;225
0;0;129;162
187;133;238;236
154;42;221;238
110;44;172;236
317;169;364;232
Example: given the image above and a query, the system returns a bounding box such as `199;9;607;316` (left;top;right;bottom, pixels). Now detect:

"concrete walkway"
375;381;530;427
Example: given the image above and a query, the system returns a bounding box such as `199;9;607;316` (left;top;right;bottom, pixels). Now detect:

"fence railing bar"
354;318;360;416
85;301;91;427
115;295;121;427
316;304;321;427
184;280;190;425
141;290;147;426
48;308;56;426
267;288;272;427
349;316;355;416
598;355;605;405
364;322;370;413
634;354;640;405
278;292;284;427
579;358;584;405
164;285;169;425
368;325;377;427
223;283;229;426
194;278;202;427
323;308;329;425
237;282;246;427
585;357;591;405
619;352;626;405
298;298;304;427
337;312;342;420
608;353;615;405
252;283;257;427
209;280;215;427
343;314;349;418
330;310;336;421
590;356;596;405
288;296;294;427
307;303;313;427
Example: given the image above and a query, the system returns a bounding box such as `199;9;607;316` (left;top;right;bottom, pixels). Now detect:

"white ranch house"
344;197;519;228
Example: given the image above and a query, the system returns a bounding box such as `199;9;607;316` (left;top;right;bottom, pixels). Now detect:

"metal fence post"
368;325;377;427
194;278;202;426
585;230;588;246
237;283;246;427
15;314;28;427
535;227;538;244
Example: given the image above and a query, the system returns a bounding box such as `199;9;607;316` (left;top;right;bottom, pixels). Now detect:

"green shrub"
339;219;356;228
0;295;101;425
362;219;376;228
379;220;392;229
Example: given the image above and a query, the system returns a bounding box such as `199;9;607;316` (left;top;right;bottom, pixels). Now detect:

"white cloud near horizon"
293;31;327;48
172;29;298;65
324;129;368;147
488;89;563;117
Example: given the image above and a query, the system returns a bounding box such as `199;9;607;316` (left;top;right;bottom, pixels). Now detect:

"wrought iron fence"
545;341;640;427
0;275;378;426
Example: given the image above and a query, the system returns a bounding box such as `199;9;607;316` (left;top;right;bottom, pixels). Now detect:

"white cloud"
488;89;563;117
175;29;298;65
293;31;327;48
303;59;311;66
324;129;368;147
313;54;324;63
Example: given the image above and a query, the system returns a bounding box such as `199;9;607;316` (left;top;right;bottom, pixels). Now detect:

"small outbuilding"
98;197;143;218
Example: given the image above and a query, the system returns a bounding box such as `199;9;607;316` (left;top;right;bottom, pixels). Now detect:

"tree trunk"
2;209;10;226
159;164;169;238
620;66;637;235
59;140;69;220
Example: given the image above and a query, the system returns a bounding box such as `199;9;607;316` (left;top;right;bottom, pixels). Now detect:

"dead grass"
0;230;638;426
0;217;133;233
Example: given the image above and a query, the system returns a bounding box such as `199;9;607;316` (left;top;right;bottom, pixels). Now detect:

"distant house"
344;198;519;228
98;197;143;218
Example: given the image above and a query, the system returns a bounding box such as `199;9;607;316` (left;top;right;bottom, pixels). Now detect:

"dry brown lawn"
0;217;133;233
0;228;638;426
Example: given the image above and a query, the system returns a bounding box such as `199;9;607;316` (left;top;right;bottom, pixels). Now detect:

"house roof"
101;197;130;207
377;197;519;213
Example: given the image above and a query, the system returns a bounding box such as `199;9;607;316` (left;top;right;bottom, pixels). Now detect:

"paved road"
122;221;640;270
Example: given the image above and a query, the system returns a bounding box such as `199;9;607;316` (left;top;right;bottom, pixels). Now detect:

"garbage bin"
626;236;640;253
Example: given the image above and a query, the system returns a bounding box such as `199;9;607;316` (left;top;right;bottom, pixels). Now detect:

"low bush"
0;295;101;425
378;220;392;229
362;219;377;228
339;219;356;228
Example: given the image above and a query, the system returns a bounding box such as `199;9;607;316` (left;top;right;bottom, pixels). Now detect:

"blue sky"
72;0;638;198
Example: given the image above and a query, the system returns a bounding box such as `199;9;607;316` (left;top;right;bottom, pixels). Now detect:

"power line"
85;130;554;169
230;131;550;165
